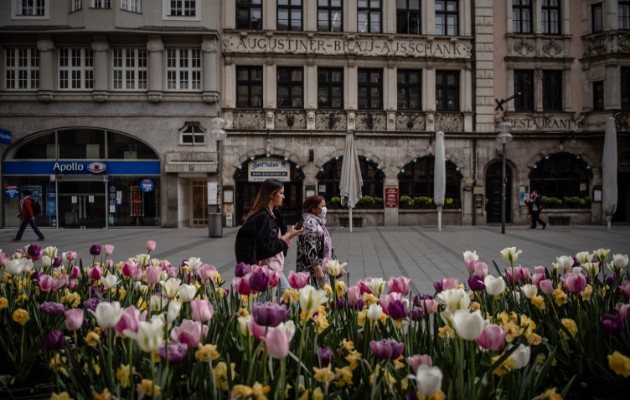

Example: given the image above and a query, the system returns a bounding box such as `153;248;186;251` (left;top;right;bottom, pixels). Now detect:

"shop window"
318;0;342;32
236;66;263;108
435;0;458;36
514;69;534;111
236;0;262;29
277;0;302;31
358;68;383;110
397;156;462;206
316;156;384;204
541;0;560;35
4;48;39;90
529;152;592;199
513;0;532;34
397;69;422;111
318;67;343;109
277;67;304;109
357;0;381;33
179;122;205;145
435;70;459;112
397;0;421;35
166;49;201;91
58;129;105;159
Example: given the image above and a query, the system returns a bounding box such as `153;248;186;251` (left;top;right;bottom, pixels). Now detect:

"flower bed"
1;243;629;399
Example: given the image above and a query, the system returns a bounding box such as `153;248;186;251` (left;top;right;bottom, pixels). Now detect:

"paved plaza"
2;224;629;294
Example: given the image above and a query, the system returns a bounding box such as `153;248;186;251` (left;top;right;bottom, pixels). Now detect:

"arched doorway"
233;155;304;225
485;161;512;224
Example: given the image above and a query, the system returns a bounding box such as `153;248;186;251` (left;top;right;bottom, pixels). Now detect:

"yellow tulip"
12;308;29;325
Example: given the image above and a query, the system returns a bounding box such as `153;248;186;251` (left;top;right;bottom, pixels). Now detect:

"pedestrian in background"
13;189;45;242
234;178;302;291
296;195;335;287
527;189;547;230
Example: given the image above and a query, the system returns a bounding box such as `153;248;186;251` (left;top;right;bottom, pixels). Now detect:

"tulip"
248;270;269;292
43;246;58;258
83;297;101;312
476;324;507;351
288;271;311;289
366;278;386;297
27;244;42;259
190;299;214;322
146;240;157;253
39;274;55;292
252;302;289;327
185;257;203;272
593;248;610;263
298;285;327;314
40;301;66;315
63;250;78;263
324;259;347;278
316;346;334;366
602;313;624;333
436;288;471;313
160;278;181;299
407;354;433;373
89;244;101;256
562;271;587;293
88;266;103;281
621;281;630;299
463;250;479;263
369;338;404;360
166;300;182;324
509;344;531;369
103;244;114;256
234;262;251;278
42;330;65;351
414;365;443;398
467;274;485;291
582;262;599;277
263;325;292;359
145;266;161;284
521;284;538;299
617;303;630;320
177;284;197;302
539;279;554;294
556;255;574;273
575;251;592;265
65;308;84;331
135;253;150;266
473;261;489;277
386;299;409;320
612;254;629;269
451;309;485;341
441;277;459;290
102;274;118;290
366;303;383;321
69;265;80;279
234;277;252;296
124;317;165;353
500;247;522;264
388;276;411;295
115;306;142;334
159;342;188;363
197;264;217;283
484;275;506;296
171;319;205;348
90;301;123;329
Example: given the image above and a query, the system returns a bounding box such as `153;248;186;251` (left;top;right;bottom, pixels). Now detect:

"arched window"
529;152;592;197
397;156;462;206
316;156;384;202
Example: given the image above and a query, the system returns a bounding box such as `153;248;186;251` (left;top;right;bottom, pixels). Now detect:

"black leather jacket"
234;208;288;265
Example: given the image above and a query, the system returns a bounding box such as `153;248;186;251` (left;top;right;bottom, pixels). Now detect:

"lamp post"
209;117;226;238
496;120;513;235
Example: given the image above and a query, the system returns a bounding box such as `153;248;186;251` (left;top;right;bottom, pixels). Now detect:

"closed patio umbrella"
339;132;363;232
433;131;446;232
602;116;618;230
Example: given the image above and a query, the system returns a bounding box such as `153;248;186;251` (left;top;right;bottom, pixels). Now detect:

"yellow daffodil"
116;364;131;388
492;354;516;376
470;301;481;311
213;361;236;391
61;290;81;308
341;339;355;352
137;379;160;398
526;332;542;346
560;318;578;339
345;351;362;370
534;387;563;400
315;312;329;333
362;293;378;305
12;308;29;325
282;288;299;304
49;354;69;377
438;326;455;339
324;284;332;296
357;310;367;327
313;365;335;383
334;366;353;387
195;343;220;362
580;285;593;301
608;351;630;377
93;388;112;400
531;295;546;310
335;280;346;297
0;297;8;309
553;288;568;306
237;307;250;317
50;392;74;400
85;330;100;347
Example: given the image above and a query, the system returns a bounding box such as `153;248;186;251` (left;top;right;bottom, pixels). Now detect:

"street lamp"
496;120;513;235
209;117;226;238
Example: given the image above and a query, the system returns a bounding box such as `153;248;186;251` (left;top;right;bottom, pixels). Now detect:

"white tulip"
43;246;58;258
102;274;118;289
298;285;328;313
5;259;24;275
510;344;531;369
451;309;486;341
367;278;386;297
500;247;522;264
160;277;181;299
582;262;599;276
149;295;163;313
463;250;479;263
436;288;471;314
41;255;52;268
575;251;592;265
521;284;538;299
166;300;182;324
324;259;347;278
366;303;383;321
89;301;123;329
124;317;164;353
612;254;629;269
134;253;151;266
556;256;574;273
238;315;251;336
414;365;443;397
593;248;610;263
177;284;197;302
186;257;203;272
484;275;506;296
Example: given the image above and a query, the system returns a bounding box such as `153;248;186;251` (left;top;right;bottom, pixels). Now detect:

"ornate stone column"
201;37;219;104
92;36;109;102
147;35;164;102
36;37;55;102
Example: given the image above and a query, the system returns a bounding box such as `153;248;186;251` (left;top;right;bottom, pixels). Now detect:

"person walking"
13;189;45;242
527;189;547;230
296;195;335;287
234;179;302;291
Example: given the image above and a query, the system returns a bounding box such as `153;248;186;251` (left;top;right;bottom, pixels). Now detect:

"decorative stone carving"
306;111;316;130
513;38;535;56
397;113;426;131
146;40;165;53
202;92;219;103
36;39;55;52
93;91;109;102
92;41;109;52
202;41;217;53
147;92;163;102
316;112;346;130
37;91;54;103
233;110;266;130
426;113;435;132
434;113;464;132
276;111;306;130
347;112;356;130
356;112;386;131
542;39;563;57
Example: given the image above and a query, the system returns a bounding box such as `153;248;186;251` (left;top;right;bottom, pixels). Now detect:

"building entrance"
485;162;512;224
58;178;107;228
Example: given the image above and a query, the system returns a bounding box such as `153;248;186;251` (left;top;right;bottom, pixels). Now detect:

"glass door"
191;179;208;226
58;179;106;228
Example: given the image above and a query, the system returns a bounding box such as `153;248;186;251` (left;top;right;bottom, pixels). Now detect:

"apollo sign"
53;161;107;174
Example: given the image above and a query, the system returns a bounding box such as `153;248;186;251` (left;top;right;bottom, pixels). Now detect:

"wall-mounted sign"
0;128;11;145
2;161;160;175
385;186;399;208
140;179;154;193
5;185;19;199
248;158;291;182
46;186;56;216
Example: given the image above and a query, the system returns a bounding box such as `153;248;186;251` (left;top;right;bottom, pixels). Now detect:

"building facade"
1;1;629;230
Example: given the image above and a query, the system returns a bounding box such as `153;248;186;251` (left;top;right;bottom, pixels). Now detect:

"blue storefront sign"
46;186;56;216
140;179;155;192
5;185;19;199
0;129;11;145
1;160;160;175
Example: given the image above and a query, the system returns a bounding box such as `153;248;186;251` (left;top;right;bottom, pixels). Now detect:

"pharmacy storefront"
2;128;160;228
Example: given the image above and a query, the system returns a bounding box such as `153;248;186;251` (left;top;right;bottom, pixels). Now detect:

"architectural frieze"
222;32;472;59
507;35;570;59
582;31;630;58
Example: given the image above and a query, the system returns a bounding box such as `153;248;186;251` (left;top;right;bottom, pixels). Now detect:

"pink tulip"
104;259;114;270
476;324;507;351
267;270;280;288
197;264;217;283
69;265;80;279
171;319;205;348
407;354;433;373
68;279;78;290
418;298;438;315
288;271;310;289
54;273;69;290
65;308;84;331
249;318;267;341
234;277;252;296
534;266;546;275
88;266;103;281
539;279;554;295
103;244;115;256
121;261;136;277
0;253;9;266
64;251;78;262
39;274;55;292
388;276;411;295
617;303;630;320
621;280;630;299
190;299;214;322
473;261;489;277
465;260;476;274
531;272;545;287
263;327;291;359
146;266;161;284
347;285;362;305
115;306;142;334
442;278;459;290
146;240;157;253
562;272;587;293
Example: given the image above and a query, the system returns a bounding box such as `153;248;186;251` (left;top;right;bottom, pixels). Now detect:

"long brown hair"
243;179;284;222
302;195;325;214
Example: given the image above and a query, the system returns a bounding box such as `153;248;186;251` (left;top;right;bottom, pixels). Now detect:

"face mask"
319;207;327;219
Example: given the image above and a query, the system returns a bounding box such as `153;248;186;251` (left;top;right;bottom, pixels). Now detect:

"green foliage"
399;195;414;206
330;196;341;205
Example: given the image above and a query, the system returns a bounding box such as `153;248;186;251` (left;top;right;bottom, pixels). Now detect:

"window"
358;68;383;110
542;70;562;111
357;0;381;33
180;122;205;145
435;0;458;36
316;156;384;203
166;49;201;91
13;0;48;17
236;0;262;29
318;0;342;32
277;0;302;31
593;81;604;111
513;0;532;34
514;70;534;111
397;0;421;34
529;152;592;199
620;1;630;30
592;3;602;33
121;0;141;13
236;66;263;108
622;67;630;109
4;48;39;90
91;0;111;8
165;0;198;17
397;69;422;110
71;0;82;12
59;48;94;90
541;0;560;34
435;70;459;111
113;49;147;90
398;156;462;206
277;67;304;109
318;68;343;109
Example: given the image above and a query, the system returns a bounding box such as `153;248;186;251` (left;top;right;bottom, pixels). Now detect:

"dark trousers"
530;211;546;229
15;217;44;240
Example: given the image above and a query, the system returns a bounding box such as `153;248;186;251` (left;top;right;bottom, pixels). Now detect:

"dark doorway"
613;170;630;223
58;179;106;228
485;161;512;224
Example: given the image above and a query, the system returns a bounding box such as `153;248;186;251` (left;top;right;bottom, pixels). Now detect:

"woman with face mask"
296;195;335;287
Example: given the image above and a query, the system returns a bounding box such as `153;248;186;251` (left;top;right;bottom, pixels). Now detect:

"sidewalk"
2;224;629;295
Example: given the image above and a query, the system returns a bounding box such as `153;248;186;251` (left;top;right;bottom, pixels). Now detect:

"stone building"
1;1;628;230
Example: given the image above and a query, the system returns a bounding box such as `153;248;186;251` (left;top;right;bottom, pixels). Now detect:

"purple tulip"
476;324;508;351
407;354;433;373
27;244;42;259
40;301;66;315
602;313;624;333
386;299;409;320
52;257;62;267
83;297;101;312
413;294;434;307
369;338;404;360
252;302;289;327
621;281;630;299
42;330;65;351
89;244;101;256
604;275;616;286
468;274;486;292
433;280;444;293
410;307;423;320
30;271;42;282
617;304;630;320
249;270;269;292
234;262;251;278
158;342;188;363
316;346;334;366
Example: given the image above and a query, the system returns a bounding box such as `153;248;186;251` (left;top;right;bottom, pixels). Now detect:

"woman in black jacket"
234;179;302;289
